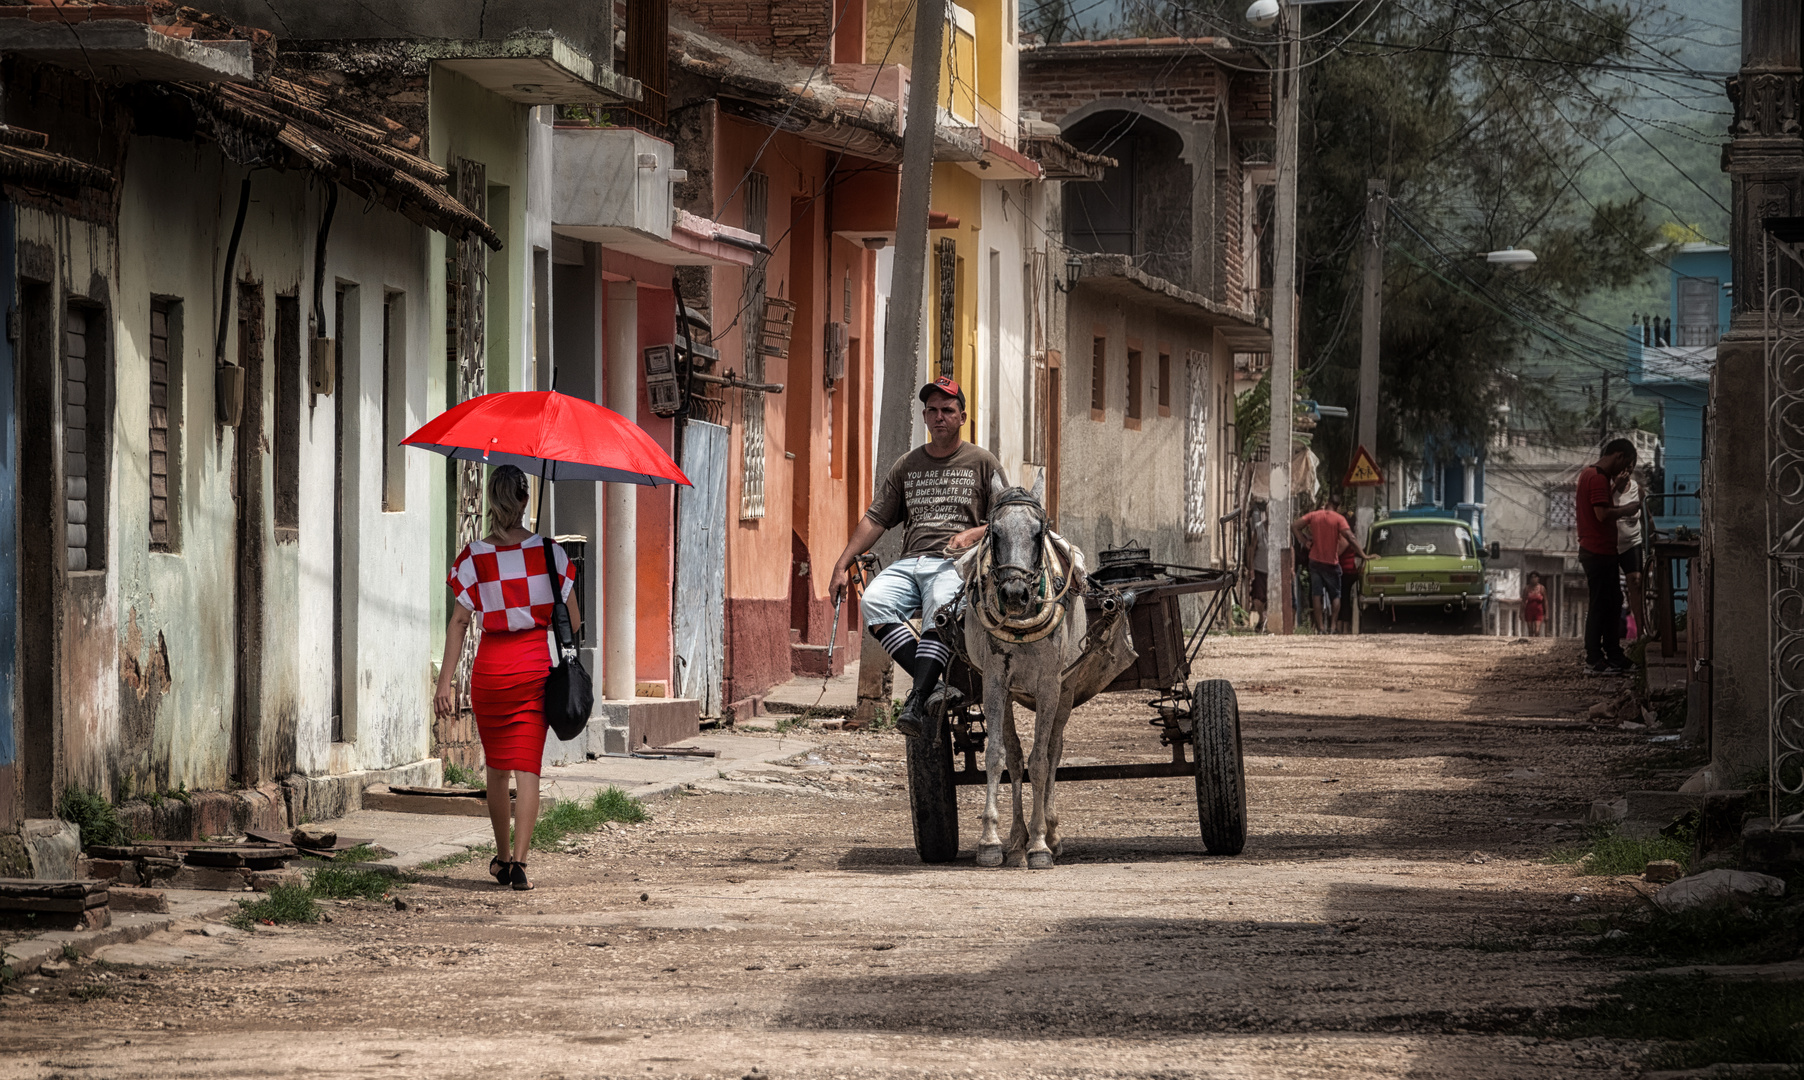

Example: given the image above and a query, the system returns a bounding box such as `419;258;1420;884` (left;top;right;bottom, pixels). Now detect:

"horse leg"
1043;694;1072;858
1003;704;1029;867
976;663;1009;868
1025;679;1062;869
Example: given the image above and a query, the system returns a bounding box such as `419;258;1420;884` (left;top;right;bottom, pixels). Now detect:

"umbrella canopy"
402;390;691;486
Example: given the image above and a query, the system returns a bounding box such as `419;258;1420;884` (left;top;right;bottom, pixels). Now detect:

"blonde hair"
486;465;529;538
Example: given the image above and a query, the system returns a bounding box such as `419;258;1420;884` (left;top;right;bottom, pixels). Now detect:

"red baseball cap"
919;376;965;407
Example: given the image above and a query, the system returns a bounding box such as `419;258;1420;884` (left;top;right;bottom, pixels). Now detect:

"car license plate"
1407;581;1437;593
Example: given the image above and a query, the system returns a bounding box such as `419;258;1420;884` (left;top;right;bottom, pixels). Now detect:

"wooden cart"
903;549;1248;863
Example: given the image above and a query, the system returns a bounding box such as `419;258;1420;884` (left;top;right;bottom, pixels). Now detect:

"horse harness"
965;487;1077;646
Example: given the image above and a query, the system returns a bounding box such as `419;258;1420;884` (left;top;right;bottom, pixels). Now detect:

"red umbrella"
402;390;691;487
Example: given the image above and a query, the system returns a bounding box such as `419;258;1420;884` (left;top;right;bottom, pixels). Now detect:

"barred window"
1184;350;1210;542
740;172;769;520
1546;487;1577;530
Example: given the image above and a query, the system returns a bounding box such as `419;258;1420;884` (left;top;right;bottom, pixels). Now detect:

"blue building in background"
1628;242;1728;534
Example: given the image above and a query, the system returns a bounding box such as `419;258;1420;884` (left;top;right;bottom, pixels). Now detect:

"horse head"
987;470;1048;620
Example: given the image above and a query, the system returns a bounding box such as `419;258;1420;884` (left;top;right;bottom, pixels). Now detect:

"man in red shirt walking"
1576;438;1642;673
1292;493;1368;634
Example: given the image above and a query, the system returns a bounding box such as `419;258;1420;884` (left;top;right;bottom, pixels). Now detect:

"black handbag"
541;539;594;742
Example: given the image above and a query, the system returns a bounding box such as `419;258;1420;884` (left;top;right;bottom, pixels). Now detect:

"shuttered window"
1125;346;1143;426
149;300;176;551
65;304;104;571
273;296;300;535
1090;336;1106;419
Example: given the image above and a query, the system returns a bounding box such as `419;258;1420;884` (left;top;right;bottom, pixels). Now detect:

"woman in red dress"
433;465;580;891
1523;571;1547;637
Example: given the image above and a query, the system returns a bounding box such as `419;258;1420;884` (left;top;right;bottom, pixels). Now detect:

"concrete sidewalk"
347;730;817;871
0;733;814;977
2;889;240;978
759;659;913;721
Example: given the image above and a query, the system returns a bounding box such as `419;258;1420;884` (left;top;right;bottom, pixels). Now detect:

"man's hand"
944;524;987;556
830;559;856;606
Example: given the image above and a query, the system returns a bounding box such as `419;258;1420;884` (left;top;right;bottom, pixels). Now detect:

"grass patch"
1548;825;1691;877
55;787;126;849
1557;974;1804;1070
230;882;321;928
443;762;485;790
773;716;811;733
306;864;399;901
329;844;384;865
530;787;647;851
69;983;112;1002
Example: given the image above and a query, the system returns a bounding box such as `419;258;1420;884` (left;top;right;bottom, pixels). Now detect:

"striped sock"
914;631;950;670
871;622;919;669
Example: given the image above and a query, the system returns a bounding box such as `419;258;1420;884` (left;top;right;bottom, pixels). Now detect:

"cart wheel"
906;714;960;863
1191;679;1247;855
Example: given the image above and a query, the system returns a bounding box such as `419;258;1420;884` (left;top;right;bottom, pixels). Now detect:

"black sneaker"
1605;656;1634;673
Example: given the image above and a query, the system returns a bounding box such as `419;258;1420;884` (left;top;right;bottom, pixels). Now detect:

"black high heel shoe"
509;861;534;891
489;856;511;886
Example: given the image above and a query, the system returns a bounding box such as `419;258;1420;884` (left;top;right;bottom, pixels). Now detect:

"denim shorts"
1309;560;1343;601
861;556;964;630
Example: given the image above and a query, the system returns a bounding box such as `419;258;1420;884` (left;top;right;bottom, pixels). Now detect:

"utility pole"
1599;372;1610;445
854;0;946;726
1352;178;1386;636
1263;8;1299;634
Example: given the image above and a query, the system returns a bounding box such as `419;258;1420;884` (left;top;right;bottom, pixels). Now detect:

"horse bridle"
987;487;1048;588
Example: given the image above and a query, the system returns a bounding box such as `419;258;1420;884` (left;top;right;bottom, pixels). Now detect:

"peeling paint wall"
7;130;444;803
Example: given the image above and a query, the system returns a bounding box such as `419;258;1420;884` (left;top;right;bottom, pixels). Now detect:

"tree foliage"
1110;0;1665;485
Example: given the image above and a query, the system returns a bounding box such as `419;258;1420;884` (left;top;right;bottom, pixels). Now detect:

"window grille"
1184;350;1210;541
740;172;769;520
1090;336;1106;417
1546;487;1577;530
937;237;957;377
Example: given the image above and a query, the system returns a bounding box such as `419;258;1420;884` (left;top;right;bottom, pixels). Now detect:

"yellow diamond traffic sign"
1344;445;1383;487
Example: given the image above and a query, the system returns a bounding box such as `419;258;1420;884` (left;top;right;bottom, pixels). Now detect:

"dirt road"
2;635;1669;1078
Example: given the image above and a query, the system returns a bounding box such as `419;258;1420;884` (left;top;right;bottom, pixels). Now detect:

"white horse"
960;471;1096;869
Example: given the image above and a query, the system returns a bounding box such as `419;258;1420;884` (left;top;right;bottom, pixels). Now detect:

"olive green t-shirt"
865;442;1006;559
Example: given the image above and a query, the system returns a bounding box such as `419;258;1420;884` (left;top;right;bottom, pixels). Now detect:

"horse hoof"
1004;849;1029;868
976;846;1004;867
1027;850;1055;869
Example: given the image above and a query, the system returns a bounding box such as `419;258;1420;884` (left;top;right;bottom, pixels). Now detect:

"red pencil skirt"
471;628;551;774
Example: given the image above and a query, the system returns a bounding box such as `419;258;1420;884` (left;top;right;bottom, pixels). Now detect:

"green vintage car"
1356;515;1490;632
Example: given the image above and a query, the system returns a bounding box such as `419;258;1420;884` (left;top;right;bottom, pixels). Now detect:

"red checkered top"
448;534;577;632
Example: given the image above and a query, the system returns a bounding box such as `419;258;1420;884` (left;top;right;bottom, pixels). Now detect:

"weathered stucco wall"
1058;287;1220;573
109;138;438;791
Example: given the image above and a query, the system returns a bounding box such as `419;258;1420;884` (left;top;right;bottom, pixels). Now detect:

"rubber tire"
906;714;960;863
1191;679;1248;856
1456;605;1486;635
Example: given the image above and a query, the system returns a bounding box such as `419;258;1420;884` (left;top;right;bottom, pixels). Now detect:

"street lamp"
1485;247;1538;270
1053;252;1083;294
1244;0;1279;27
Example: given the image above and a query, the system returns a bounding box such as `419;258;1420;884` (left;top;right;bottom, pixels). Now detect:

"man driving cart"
829;376;1006;739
